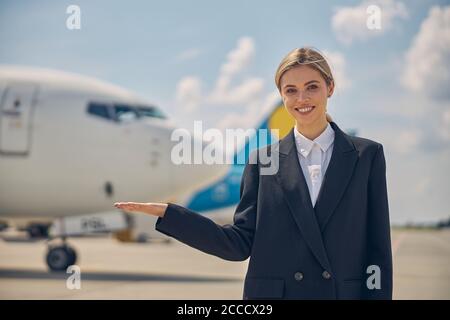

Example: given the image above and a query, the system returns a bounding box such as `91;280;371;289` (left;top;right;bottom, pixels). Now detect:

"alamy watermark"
66;265;81;290
66;5;81;30
366;5;382;30
170;121;280;175
366;265;381;290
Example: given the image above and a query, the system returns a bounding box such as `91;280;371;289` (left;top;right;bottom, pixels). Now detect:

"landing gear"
43;211;128;271
27;223;49;238
46;240;77;272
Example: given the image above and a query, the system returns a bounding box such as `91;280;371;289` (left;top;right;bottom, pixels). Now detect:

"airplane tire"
66;246;77;266
46;246;77;272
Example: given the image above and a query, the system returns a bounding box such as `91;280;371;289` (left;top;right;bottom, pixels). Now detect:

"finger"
115;202;133;207
115;203;130;209
114;202;144;212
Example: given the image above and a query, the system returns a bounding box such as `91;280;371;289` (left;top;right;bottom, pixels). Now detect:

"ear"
327;81;335;98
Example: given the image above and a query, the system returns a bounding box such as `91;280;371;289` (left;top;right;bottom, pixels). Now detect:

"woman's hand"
114;202;168;218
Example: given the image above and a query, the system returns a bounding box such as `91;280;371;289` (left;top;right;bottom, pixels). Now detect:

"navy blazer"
156;121;393;300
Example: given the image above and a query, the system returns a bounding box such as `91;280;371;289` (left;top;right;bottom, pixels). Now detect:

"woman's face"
280;65;333;128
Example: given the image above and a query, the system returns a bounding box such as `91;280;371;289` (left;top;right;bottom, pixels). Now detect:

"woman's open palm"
114;202;168;217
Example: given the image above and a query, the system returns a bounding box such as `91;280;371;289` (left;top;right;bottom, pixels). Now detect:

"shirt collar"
294;122;335;158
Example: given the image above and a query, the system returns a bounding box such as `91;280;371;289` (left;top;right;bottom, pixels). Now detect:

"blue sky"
0;0;449;224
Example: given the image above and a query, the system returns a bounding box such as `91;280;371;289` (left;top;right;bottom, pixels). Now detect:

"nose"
296;90;310;104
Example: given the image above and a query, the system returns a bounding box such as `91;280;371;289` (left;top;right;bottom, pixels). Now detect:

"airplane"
0;65;228;271
0;65;355;272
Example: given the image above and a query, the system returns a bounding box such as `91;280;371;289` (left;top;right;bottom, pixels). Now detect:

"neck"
295;118;329;140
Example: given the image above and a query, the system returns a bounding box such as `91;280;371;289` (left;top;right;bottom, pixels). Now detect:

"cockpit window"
114;104;139;122
136;105;167;119
87;102;112;121
87;102;167;123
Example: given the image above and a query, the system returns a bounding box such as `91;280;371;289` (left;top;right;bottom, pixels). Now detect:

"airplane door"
0;83;37;155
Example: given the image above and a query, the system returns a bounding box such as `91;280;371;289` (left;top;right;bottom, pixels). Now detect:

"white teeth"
296;106;314;113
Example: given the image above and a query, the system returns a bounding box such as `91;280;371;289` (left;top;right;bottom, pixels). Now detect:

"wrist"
148;203;168;217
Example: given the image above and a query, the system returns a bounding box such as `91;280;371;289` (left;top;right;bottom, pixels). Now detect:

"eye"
307;85;318;90
285;88;296;94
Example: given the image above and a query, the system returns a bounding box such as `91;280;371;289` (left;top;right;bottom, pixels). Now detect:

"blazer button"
294;272;304;281
322;270;331;280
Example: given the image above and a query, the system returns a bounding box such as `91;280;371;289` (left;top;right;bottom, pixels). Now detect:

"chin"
297;119;315;127
296;115;318;124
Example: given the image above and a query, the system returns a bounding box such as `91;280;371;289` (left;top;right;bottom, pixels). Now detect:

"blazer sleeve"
155;155;259;261
364;144;393;299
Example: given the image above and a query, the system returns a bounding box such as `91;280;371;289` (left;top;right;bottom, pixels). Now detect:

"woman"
114;47;393;300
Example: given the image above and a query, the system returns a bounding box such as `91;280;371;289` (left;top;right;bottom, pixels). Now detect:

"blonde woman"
115;47;392;300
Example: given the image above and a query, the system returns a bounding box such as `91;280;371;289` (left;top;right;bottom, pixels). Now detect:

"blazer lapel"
314;121;358;231
275;127;331;271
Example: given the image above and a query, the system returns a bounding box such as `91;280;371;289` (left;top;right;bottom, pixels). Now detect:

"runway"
0;229;449;299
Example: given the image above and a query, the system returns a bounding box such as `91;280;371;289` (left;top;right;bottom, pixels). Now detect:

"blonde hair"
275;47;335;123
275;47;334;92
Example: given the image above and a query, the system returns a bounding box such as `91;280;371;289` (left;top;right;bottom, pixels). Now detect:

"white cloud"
208;37;262;105
366;5;450;154
332;0;408;45
364;124;422;155
175;48;203;62
401;5;450;101
392;130;422;154
217;90;280;131
175;36;269;119
220;37;255;77
209;77;264;105
175;76;202;113
322;50;351;93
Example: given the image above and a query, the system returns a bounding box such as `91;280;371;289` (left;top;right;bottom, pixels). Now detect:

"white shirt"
294;123;335;208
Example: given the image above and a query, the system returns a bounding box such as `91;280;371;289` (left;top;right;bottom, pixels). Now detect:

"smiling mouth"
294;106;315;115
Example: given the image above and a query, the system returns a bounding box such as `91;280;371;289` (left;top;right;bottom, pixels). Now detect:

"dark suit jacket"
156;121;393;300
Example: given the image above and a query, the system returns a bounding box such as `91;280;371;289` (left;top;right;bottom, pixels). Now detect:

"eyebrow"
283;80;320;89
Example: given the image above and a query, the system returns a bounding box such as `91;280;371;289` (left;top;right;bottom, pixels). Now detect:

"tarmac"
0;229;449;299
